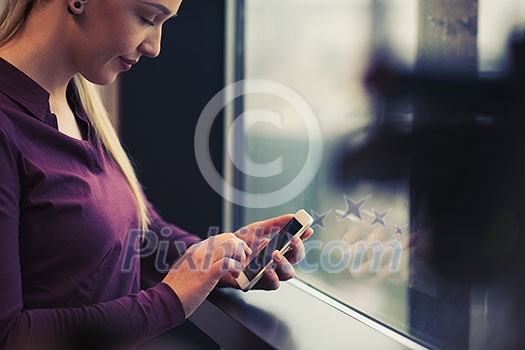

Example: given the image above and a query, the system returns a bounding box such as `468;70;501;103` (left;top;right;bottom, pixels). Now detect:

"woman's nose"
139;29;162;58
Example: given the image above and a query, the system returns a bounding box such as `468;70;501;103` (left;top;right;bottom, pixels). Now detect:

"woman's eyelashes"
141;16;156;26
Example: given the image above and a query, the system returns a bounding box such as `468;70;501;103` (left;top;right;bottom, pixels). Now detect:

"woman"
0;0;312;348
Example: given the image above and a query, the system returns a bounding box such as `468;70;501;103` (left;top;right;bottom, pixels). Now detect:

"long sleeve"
1;283;185;350
0;58;198;349
0;133;185;349
140;201;202;284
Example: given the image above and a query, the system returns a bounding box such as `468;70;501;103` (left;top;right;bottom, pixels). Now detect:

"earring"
68;1;82;15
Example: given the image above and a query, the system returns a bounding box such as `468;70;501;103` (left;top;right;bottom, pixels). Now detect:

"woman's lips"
119;57;138;71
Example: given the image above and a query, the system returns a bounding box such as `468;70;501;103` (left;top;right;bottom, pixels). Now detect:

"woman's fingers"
228;213;316;292
239;214;294;239
253;266;280;290
264;266;281;288
301;227;314;241
202;233;252;268
283;236;306;264
273;250;296;281
211;257;244;279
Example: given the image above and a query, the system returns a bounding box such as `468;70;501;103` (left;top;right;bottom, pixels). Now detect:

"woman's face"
71;0;182;85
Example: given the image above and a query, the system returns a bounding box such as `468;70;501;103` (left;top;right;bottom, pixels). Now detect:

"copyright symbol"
194;79;323;209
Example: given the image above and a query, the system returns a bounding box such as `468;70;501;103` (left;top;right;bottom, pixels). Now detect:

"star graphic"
310;209;332;230
394;224;408;235
338;194;371;222
369;209;390;227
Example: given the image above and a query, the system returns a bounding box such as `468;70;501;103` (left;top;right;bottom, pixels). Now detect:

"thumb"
257;214;294;237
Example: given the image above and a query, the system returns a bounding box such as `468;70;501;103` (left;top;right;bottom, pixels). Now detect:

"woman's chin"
80;71;119;86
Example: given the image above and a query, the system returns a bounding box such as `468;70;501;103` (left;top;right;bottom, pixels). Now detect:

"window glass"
234;0;525;346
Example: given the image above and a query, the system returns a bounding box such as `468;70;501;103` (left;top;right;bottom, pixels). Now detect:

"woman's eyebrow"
139;1;172;16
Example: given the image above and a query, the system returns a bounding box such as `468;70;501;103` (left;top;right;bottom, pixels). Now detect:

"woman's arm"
1;283;185;349
0;133;184;349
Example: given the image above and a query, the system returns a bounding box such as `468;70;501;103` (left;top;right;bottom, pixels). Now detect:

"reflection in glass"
235;0;525;348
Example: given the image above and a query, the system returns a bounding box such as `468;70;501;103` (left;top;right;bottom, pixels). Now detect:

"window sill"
189;279;427;350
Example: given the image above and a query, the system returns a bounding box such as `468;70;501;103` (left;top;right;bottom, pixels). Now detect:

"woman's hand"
161;233;252;318
219;214;314;290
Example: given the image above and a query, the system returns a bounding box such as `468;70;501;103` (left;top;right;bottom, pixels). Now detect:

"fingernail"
274;252;282;262
282;263;290;273
234;260;243;270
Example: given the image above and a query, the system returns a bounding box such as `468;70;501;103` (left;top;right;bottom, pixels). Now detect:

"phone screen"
243;218;303;280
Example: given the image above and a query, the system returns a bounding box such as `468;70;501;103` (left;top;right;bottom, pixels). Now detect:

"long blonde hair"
0;0;151;233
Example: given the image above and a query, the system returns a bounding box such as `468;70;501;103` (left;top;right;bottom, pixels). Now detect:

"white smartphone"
235;209;313;291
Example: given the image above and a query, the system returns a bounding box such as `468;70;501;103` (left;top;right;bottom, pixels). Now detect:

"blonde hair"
0;0;151;233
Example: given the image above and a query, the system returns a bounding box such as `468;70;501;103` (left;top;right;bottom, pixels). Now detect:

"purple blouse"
0;57;201;349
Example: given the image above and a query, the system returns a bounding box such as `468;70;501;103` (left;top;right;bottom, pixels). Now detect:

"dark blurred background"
119;1;224;348
120;0;225;238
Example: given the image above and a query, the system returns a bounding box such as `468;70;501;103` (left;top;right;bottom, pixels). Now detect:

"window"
224;0;525;348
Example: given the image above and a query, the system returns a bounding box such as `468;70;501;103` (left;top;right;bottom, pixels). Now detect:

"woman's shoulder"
0;84;50;128
0;91;37;159
0;92;22;140
0;107;20;165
